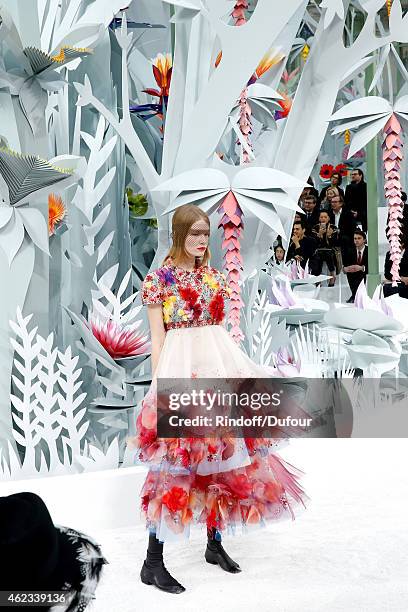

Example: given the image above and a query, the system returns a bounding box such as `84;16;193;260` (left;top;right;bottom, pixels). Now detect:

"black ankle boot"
141;533;185;594
205;527;241;573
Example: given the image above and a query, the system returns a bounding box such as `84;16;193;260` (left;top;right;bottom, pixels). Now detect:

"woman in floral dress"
128;204;307;594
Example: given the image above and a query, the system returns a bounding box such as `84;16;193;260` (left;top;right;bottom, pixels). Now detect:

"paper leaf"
348;115;389;157
330;96;392;122
152;168;230;192
0;148;71;206
18;208;50;255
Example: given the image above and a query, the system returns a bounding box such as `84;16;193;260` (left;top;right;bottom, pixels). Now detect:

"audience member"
301;194;320;234
343;230;368;302
287;220;316;269
345;169;367;231
320;171;345;203
310;211;338;286
273;244;286;265
319;186;338;211
330;192;356;255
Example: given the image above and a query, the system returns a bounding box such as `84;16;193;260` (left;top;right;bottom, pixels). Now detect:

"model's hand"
294;255;303;262
400;275;408;285
327;227;333;237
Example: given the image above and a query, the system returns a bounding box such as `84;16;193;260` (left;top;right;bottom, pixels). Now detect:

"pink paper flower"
90;317;150;359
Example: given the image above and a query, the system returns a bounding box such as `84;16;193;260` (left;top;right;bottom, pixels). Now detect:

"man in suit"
301;194;320;234
345;169;367;231
343;230;368;302
287;220;317;269
330;193;357;256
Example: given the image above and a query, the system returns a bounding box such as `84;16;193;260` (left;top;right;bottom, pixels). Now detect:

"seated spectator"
330;192;357;256
343;230;368;302
287;220;316;269
301;194;320;234
273;244;286;265
320;171;345;203
310;211;338;286
320;186;338;211
383;237;408;298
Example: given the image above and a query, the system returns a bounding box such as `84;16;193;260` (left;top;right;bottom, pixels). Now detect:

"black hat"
0;492;107;611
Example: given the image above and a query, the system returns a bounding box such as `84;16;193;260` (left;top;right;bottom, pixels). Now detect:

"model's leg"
140;531;185;594
205;526;242;573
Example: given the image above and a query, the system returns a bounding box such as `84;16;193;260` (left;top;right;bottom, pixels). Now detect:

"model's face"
351;171;361;183
275;246;285;261
184;219;210;257
331;196;342;212
303;198;316;212
354;234;365;248
319;213;329;224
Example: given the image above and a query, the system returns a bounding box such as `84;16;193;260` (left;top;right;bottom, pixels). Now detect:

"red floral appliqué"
162;486;189;513
208;291;225;323
179;286;202;320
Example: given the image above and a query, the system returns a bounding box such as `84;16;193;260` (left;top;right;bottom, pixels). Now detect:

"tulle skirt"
128;324;308;542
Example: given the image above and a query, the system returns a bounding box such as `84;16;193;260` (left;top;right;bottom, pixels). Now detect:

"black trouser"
310;248;337;275
346;272;366;298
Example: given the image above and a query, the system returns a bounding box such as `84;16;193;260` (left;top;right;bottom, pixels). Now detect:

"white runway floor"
91;438;408;612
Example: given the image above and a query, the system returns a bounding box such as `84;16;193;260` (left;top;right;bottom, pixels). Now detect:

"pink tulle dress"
128;256;307;542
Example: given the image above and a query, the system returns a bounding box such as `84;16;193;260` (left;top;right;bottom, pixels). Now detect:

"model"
128;204;308;594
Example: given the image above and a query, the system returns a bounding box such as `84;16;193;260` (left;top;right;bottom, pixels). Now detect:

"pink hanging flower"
90;317;150;359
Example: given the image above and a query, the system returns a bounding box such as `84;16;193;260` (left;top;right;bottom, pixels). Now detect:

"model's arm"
147;304;166;378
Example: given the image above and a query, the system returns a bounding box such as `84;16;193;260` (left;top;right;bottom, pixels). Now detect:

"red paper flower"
208;292;225;323
162;486;189;513
319;164;334;179
334;163;348;177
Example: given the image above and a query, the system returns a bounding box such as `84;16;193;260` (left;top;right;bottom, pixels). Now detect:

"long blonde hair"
162;204;211;267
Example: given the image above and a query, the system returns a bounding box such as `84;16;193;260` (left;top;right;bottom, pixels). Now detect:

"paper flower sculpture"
319;164;334;179
265;278;329;325
153;166;304;343
131;53;173;131
324;307;404;338
345;329;401;377
274;93;293;121
330;95;408;283
0;148;72;264
0;30;92;135
90;317;150;360
48;193;66;236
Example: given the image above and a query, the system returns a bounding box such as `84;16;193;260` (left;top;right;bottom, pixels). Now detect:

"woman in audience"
319;172;345;204
310;210;338;286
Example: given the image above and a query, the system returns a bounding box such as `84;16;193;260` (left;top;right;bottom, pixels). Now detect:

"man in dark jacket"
330;193;357;256
301;194;320;234
287;220;317;268
345;169;367;231
343;230;368;302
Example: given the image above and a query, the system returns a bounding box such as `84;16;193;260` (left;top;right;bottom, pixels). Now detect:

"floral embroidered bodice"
141;256;232;330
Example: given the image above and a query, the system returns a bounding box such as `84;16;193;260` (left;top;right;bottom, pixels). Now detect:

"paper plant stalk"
383;113;404;283
218;191;245;344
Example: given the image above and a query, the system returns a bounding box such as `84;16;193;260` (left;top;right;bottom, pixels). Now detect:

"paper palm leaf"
152;167;304;239
0;148;72;206
23;46;92;74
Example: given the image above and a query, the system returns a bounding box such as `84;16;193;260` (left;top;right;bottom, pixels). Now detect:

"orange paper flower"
48;193;66;236
256;49;285;78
